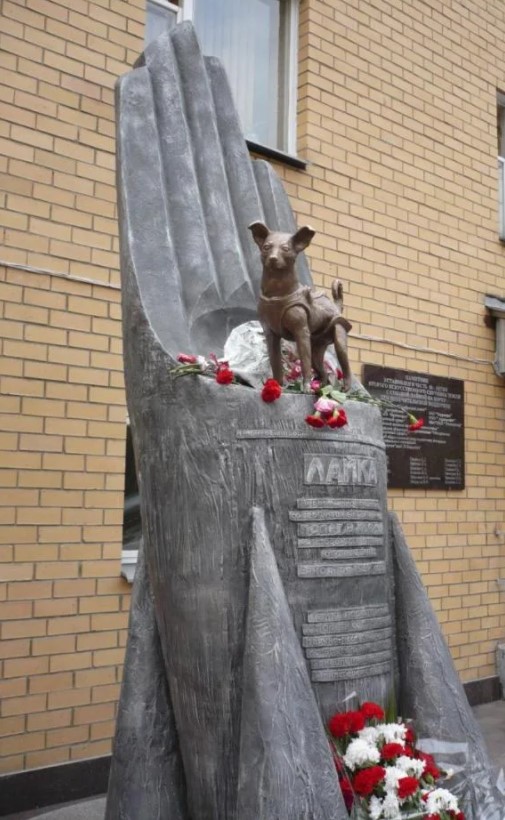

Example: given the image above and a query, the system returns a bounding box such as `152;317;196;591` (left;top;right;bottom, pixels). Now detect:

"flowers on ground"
327;702;464;820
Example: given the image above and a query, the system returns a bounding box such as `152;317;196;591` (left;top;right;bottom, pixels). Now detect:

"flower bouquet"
327;702;465;820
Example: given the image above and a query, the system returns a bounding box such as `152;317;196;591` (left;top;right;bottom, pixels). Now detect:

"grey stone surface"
391;512;505;820
105;543;188;820
236;508;347;820
111;21;396;819
473;701;505;773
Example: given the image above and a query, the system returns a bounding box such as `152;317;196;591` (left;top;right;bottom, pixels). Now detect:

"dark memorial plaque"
362;365;464;490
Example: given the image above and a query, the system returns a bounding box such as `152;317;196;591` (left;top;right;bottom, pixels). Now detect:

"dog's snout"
268;252;280;267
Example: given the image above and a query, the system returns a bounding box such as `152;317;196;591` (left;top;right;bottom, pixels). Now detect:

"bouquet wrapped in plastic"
328;701;465;820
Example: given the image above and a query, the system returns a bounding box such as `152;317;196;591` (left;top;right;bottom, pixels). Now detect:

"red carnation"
408;417;425;431
452;813;465;820
426;815;442;820
352;765;386;796
327;408;348;428
328;712;350;738
261;378;282;403
346;710;366;733
177;353;198;364
405;725;415;745
360;702;384;721
215;367;234;385
306;413;326;428
381;742;405;761
397;776;419;800
418;751;440;780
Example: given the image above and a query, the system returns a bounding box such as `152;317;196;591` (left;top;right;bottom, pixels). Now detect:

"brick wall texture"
1;0;505;775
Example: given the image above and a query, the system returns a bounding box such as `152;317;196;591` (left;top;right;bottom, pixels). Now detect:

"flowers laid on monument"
174;353;236;385
327;702;465;820
261;378;283;403
172;350;424;435
215;364;234;384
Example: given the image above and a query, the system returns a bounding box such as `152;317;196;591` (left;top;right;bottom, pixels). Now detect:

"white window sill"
121;549;138;584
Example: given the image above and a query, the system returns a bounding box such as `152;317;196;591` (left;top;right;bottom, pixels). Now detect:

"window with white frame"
146;0;181;44
145;0;299;155
498;94;505;240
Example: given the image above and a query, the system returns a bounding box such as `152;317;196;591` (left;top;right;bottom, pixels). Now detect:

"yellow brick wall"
0;0;142;773
1;0;505;777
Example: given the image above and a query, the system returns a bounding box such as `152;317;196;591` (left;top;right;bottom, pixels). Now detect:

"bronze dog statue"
248;221;352;392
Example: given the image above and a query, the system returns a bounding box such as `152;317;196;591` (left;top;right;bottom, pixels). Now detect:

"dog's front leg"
266;330;284;384
297;327;313;392
292;327;312;392
284;308;312;392
334;324;352;391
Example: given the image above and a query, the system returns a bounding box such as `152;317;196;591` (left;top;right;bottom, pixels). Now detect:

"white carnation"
375;722;407;743
396;755;425;778
384;766;405;792
425;787;459;813
369;796;384;820
382;792;402;818
369;793;402;820
358;725;379;744
343;737;381;771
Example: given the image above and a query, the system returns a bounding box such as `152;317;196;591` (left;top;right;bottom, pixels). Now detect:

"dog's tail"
331;279;344;311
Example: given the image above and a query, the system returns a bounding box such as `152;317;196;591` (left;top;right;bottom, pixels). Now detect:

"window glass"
146;0;179;44
122;426;141;552
193;0;289;150
498;104;505;157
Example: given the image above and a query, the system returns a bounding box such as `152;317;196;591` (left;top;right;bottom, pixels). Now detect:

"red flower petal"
328;713;350;738
352;765;386;796
381;742;405;761
408;418;425;431
215;367;234;385
328;408;348;428
261;379;282;403
177;353;198;364
360;702;384;721
346;710;365;733
397;776;419;799
305;414;326;428
405;726;415;745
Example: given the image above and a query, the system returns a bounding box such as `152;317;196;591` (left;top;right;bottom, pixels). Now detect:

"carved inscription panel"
290;496;385;580
302;605;393;683
304;454;378;486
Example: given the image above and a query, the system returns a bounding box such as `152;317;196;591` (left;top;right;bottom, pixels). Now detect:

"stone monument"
106;22;504;820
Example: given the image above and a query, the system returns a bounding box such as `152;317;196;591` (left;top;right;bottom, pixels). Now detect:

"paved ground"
3;701;505;819
473;700;505;772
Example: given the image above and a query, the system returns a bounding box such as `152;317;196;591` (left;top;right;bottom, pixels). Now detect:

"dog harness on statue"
258;286;351;340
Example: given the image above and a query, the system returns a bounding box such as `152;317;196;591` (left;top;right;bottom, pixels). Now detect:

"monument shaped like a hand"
107;22;504;820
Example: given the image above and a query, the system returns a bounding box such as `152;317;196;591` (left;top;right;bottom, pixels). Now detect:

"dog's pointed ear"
292;225;315;253
248;221;270;247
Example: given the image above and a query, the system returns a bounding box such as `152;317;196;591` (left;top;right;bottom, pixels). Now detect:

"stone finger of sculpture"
249;221;352;392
